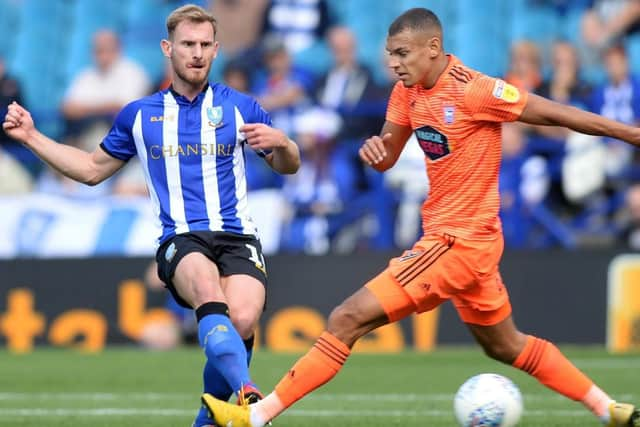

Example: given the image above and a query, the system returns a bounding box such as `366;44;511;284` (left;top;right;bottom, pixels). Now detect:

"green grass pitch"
0;346;638;426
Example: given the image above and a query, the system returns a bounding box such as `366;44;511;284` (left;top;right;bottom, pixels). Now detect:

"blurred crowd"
3;0;640;253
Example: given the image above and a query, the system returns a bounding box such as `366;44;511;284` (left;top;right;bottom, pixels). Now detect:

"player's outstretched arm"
518;93;640;148
2;101;125;185
359;121;413;172
241;123;300;174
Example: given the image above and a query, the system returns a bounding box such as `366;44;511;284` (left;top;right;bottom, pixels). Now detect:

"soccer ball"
453;373;523;427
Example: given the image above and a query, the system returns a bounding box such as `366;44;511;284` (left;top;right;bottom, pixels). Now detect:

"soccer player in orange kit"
201;7;640;427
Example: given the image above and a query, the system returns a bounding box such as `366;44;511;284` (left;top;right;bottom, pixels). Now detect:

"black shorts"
155;231;268;308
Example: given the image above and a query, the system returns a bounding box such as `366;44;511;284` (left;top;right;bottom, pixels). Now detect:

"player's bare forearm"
241;123;300;174
360;121;413;171
266;138;300;174
519;93;640;147
26;130;123;185
4;101;123;184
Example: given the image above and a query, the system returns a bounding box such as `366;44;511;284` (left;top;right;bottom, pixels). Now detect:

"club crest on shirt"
206;106;223;128
443;104;455;124
414;125;450;160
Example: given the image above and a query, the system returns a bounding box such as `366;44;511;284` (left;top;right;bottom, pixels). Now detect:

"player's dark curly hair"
388;8;442;37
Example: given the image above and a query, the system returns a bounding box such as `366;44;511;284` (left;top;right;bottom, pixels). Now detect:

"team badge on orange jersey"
415;125;450;160
443;105;455;124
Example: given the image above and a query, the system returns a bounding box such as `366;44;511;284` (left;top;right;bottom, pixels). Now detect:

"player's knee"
228;309;259;340
326;303;365;345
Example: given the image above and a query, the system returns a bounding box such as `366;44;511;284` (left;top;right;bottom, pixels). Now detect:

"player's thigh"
215;233;268;334
382;234;483;317
365;235;458;322
221;274;265;338
450;237;510;326
173;252;224;307
156;233;223;308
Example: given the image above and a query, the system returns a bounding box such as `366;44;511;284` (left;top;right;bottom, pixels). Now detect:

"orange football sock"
512;335;610;418
269;332;350;415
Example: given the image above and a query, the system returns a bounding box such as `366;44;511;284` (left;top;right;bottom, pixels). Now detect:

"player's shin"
196;302;257;397
193;336;255;427
512;335;615;422
254;331;351;423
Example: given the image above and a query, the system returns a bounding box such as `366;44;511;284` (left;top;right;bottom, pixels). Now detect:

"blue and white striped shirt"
100;83;272;244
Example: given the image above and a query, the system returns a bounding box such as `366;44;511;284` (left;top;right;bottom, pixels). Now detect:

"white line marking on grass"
0;408;594;418
572;358;640;369
0;392;634;402
0;392;190;401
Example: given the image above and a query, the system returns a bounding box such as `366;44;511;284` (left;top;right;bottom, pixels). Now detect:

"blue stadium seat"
627;33;640;78
0;0;21;61
121;0;175;84
450;0;510;76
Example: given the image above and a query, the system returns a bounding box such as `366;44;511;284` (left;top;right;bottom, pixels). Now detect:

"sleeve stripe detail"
449;67;471;84
453;65;473;81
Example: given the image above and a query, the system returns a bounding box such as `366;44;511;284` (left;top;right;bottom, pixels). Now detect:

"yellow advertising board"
607;254;640;353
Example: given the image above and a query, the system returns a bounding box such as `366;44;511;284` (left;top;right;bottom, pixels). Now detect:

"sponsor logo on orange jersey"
415;125;450;160
492;79;520;103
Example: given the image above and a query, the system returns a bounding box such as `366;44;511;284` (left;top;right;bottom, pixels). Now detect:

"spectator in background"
258;0;336;74
528;40;594;218
0;56;38;178
251;36;314;136
61;29;151;152
589;43;640;183
499;122;553;248
316;26;386;142
537;40;592;110
53;29;152;198
581;0;640;51
279;107;359;254
313;26;393;250
579;0;640;80
223;60;251;93
504;39;542;92
260;0;334;55
210;0;269;58
0;56;23;142
0;147;33;194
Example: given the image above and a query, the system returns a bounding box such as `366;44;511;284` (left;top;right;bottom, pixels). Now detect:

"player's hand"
240;123;288;152
2;101;35;144
359;133;391;166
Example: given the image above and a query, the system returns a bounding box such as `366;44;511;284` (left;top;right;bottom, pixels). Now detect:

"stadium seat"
121;0;176;84
0;0;20;62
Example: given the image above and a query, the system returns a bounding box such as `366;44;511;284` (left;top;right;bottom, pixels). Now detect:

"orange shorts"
365;233;511;326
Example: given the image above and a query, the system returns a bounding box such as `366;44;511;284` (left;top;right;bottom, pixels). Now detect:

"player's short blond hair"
166;4;217;39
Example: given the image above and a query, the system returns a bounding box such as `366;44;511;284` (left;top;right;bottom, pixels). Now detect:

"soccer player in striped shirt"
197;7;640;427
3;5;299;427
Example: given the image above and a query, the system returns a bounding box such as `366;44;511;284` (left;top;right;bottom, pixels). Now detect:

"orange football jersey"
386;55;528;240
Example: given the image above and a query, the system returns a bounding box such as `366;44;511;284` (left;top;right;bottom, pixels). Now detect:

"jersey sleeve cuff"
99;142;131;161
